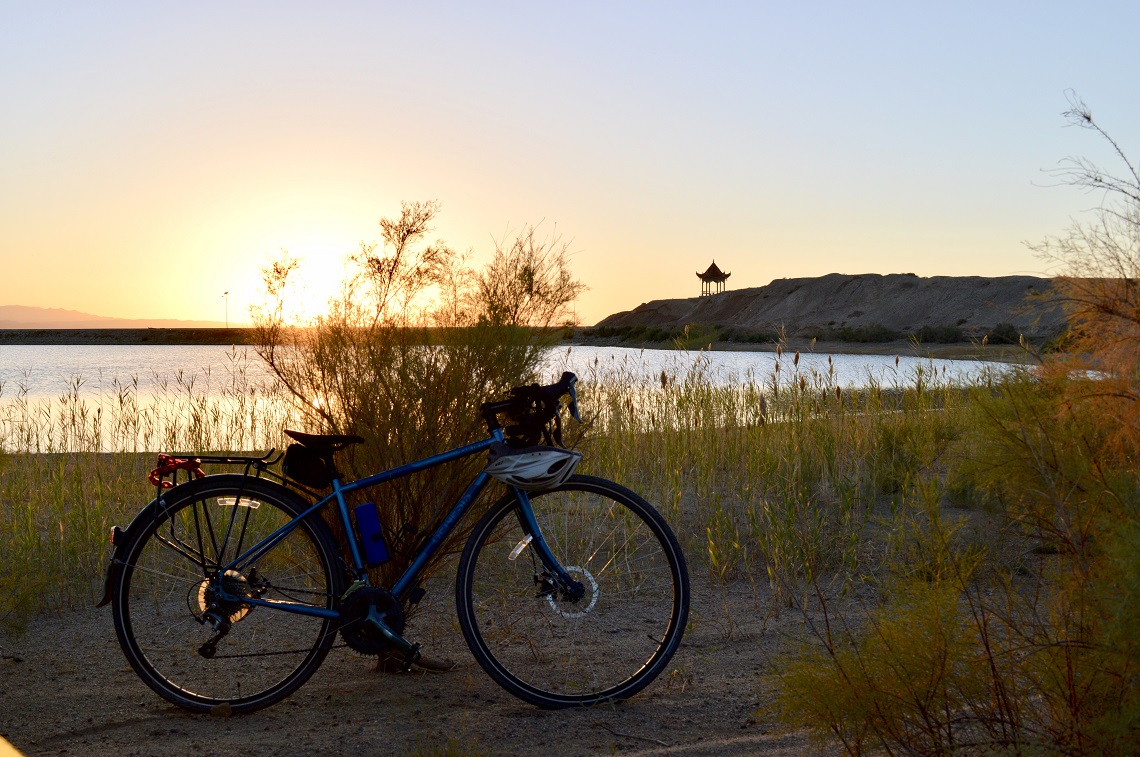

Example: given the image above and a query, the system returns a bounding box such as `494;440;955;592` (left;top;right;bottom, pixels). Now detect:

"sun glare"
234;224;362;324
278;240;351;321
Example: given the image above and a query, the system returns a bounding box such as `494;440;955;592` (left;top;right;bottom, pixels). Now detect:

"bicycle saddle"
284;430;365;450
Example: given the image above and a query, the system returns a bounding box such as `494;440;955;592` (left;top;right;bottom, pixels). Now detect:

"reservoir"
0;343;1018;402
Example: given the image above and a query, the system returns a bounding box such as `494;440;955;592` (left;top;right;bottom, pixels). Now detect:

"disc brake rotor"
546;566;599;619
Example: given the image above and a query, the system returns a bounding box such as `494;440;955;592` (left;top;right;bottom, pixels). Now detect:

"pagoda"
697;261;730;296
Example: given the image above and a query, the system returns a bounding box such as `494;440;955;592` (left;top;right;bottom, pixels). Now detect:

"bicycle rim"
457;475;689;707
112;476;341;712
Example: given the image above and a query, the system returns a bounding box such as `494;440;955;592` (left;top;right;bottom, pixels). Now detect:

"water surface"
0;344;1015;402
544;345;1011;389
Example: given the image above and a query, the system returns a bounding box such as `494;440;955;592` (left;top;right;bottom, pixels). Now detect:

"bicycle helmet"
484;442;582;491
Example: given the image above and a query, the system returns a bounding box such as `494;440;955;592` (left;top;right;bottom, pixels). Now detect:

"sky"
2;2;1139;326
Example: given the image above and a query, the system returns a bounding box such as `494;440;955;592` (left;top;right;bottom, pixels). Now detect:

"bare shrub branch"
476;225;586;329
252;202;584;592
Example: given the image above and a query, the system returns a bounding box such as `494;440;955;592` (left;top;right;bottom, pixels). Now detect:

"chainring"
339;587;406;656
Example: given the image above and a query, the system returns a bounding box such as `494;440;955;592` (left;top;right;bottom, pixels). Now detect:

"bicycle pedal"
401;644;422;672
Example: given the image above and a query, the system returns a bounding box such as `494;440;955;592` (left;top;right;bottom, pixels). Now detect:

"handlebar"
480;371;581;431
548;371;581;422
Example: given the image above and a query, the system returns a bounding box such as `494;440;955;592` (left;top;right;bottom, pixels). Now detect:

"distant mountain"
0;305;232;329
596;273;1067;339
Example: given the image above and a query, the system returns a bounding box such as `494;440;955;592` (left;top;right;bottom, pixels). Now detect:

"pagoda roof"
696;260;730;281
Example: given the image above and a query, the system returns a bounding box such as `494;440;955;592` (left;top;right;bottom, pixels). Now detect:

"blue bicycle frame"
212;426;573;620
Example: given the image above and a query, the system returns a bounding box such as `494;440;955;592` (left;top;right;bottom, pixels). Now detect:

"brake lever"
563;372;582;423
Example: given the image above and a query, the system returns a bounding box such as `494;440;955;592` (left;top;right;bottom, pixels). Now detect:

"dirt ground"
0;575;827;757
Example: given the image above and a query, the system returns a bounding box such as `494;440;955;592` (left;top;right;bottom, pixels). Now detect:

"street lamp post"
223;291;229;329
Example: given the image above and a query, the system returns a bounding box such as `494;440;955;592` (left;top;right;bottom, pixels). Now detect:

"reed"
773;98;1140;754
0;350;295;633
0;345;972;631
571;349;976;607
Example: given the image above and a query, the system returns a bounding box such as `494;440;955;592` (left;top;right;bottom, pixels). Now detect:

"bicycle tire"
110;474;344;713
456;474;689;708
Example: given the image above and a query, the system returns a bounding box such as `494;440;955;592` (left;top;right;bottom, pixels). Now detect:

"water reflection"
541;345;1017;389
0;343;1019;402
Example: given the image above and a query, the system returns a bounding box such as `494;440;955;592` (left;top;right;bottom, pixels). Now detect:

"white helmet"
484;443;582;490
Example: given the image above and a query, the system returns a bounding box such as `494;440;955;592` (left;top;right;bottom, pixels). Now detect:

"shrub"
719;327;778;344
986;322;1020;345
772;94;1140;754
913;324;963;343
671;323;722;350
253;201;584;589
819;324;900;343
778;579;987;755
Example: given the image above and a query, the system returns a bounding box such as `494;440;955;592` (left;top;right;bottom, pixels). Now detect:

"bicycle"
99;372;690;713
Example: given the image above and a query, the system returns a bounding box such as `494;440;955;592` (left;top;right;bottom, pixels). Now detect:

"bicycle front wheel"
110;475;343;713
456;474;689;708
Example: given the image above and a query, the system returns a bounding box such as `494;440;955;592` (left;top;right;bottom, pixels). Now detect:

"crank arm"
364;607;421;669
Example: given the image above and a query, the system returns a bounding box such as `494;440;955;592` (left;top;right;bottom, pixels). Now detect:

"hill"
0;305;230;329
595;273;1065;340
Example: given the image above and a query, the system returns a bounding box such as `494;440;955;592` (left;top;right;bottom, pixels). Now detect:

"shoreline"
0;327;257;345
565;335;1036;363
0;328;1034;363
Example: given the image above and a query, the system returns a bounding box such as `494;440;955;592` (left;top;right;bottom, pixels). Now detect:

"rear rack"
148;449;287;490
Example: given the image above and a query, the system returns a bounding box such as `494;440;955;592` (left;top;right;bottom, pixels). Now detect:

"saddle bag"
282;443;333;489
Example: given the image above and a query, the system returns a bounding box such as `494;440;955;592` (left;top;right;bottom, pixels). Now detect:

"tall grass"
0;348;293;454
773;97;1140;755
0;351;295;633
0;344;972;631
574;350;975;607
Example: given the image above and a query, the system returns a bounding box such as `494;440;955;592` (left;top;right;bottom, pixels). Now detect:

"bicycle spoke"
460;476;688;707
124;560;204;587
113;477;340;713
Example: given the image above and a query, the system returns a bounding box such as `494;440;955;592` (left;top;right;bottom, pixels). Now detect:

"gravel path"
0;577;822;756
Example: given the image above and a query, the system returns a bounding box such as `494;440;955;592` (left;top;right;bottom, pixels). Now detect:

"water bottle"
354;502;390;566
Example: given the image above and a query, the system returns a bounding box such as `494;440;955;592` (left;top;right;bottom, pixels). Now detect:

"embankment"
596;273;1065;340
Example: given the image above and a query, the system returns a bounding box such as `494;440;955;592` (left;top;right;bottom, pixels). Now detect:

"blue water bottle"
354;502;390;566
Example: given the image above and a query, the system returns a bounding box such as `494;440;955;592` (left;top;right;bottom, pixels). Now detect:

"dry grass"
0;346;977;629
11;336;1133;752
0;352;296;632
576;351;979;608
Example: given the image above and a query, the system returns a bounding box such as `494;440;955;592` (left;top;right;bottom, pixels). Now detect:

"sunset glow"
3;3;1139;325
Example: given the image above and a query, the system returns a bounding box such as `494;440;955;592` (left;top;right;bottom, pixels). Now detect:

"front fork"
511;488;585;602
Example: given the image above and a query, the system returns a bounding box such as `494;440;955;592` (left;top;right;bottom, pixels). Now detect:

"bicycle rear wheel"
110;475;343;713
456;474;689;708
